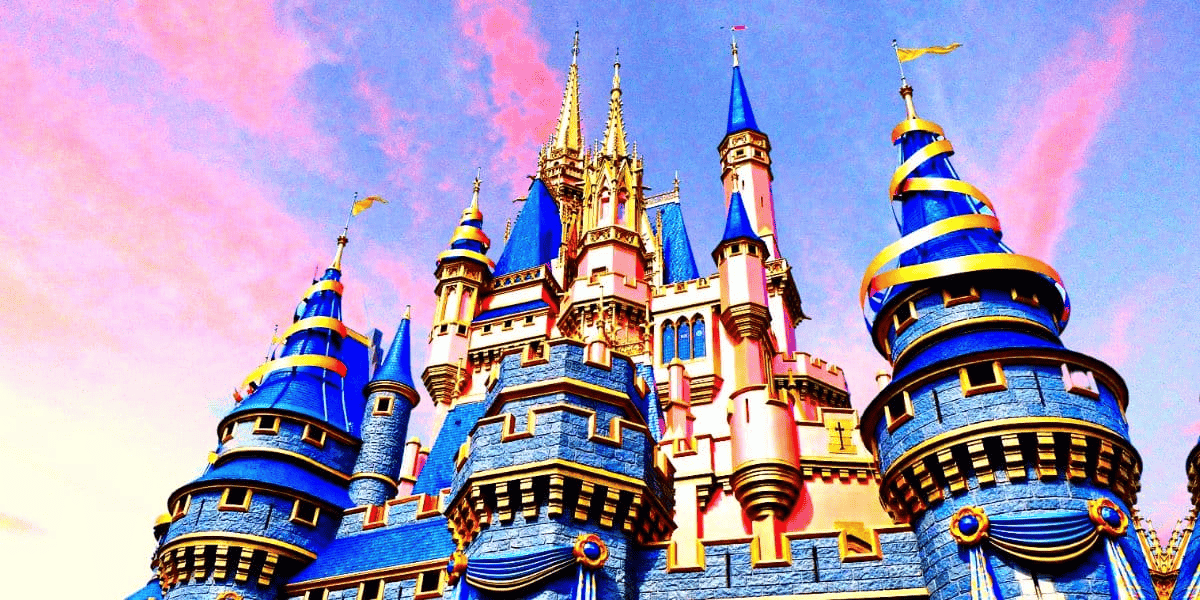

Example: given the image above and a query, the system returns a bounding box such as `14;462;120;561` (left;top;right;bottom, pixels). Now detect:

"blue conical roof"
493;179;563;276
371;312;415;391
726;66;760;136
720;191;760;244
649;202;700;283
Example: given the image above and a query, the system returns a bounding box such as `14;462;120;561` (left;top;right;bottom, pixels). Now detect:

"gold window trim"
959;361;1008;397
290;499;320;527
885;391;915;433
942;286;981;308
219;487;253;512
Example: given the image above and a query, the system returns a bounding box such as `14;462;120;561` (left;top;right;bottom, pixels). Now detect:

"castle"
124;35;1200;600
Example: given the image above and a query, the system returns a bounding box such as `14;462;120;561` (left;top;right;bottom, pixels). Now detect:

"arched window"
677;318;692;360
661;322;676;363
692;317;706;358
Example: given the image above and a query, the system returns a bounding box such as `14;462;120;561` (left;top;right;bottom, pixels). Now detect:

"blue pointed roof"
492;179;563;276
228;253;371;435
648;202;700;283
726;66;760;136
720;191;760;244
371;313;415;392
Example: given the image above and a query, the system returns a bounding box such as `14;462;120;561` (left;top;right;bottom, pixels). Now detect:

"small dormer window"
747;245;757;256
885;392;914;432
357;579;382;600
1012;287;1040;307
1061;364;1100;399
220;423;235;442
290;499;320;527
482;324;492;333
503;319;513;330
219;487;252;511
171;494;191;519
893;301;918;334
305;590;328;600
254;416;280;434
960;362;1007;396
524;315;534;325
942;284;980;307
373;396;394;416
731;243;741;254
302;424;326;448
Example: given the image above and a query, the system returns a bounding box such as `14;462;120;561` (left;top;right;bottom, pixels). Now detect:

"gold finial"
403;304;411;320
612;47;621;90
601;48;628;157
471;167;482;206
891;40;918;119
731;34;739;67
553;29;583;152
330;231;349;270
673;170;680;192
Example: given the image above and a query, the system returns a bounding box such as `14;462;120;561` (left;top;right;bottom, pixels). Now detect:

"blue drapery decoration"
464;546;577;592
986;510;1100;563
952;501;1151;600
574;564;597;600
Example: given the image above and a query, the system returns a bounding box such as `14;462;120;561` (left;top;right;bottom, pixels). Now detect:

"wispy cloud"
989;8;1138;262
122;0;329;157
0;513;43;535
454;0;562;198
353;73;432;222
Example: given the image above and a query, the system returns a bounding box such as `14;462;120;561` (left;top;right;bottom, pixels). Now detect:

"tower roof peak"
602;49;628;156
725;51;760;136
436;172;494;270
553;31;583;152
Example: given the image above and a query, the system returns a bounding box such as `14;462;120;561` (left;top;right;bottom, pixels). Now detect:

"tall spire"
370;305;415;391
553;28;582;152
602;49;628;157
726;53;760;136
437;170;495;270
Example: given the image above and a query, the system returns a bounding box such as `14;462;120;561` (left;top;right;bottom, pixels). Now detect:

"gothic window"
677;318;692;360
692;317;706;359
290;500;320;527
661;322;676;363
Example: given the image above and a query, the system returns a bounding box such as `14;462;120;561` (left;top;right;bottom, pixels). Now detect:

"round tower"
859;85;1154;600
349;307;420;506
155;234;366;600
423;175;493;433
713;189;801;562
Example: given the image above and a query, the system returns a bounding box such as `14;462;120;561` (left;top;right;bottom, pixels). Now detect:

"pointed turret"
436;172;494;270
717;191;761;249
602;52;628;157
350;307;420;506
858;82;1151;600
493;179;563;276
543;29;587;271
552;29;582;154
726;39;760;136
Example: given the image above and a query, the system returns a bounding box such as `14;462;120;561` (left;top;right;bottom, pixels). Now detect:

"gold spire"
899;85;918;120
403;304;411;320
465;167;483;218
553;29;583;152
602;49;627;157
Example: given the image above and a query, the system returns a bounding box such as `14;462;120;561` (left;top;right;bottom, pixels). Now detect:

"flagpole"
891;39;909;88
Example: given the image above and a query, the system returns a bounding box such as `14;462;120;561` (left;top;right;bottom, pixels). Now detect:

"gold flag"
351;195;387;216
896;43;962;62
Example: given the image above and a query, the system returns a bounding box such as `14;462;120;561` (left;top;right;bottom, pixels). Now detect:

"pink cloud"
0;513;43;535
121;0;329;156
988;8;1138;262
353;73;433;222
454;0;562;197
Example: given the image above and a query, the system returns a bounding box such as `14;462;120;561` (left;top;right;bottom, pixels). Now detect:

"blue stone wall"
162;488;338;554
889;289;1060;364
632;531;926;600
875;364;1129;472
165;580;283;600
350;388;415;505
219;418;359;476
1171;523;1200;600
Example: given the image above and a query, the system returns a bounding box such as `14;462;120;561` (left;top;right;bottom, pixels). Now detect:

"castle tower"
541;29;586;259
155;232;373;600
560;53;651;354
859;84;1155;600
717;43;805;354
713;189;801;562
1169;441;1200;599
442;340;674;600
423;175;493;435
348;307;420;506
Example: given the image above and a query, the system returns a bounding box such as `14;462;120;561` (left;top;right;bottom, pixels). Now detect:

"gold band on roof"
869;252;1063;298
900;177;995;213
450;225;491;247
436;248;496;269
305;279;344;298
280;316;347;343
889;139;953;197
241;354;348;390
891;118;945;142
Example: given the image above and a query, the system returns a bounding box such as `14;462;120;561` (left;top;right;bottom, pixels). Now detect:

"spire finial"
673;171;680;192
602;46;627;156
731;32;739;67
572;24;579;65
612;47;621;90
471;167;482;209
891;40;918;119
403;304;411;320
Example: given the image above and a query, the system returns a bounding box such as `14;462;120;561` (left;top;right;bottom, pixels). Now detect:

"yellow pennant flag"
351;195;387;216
896;42;962;62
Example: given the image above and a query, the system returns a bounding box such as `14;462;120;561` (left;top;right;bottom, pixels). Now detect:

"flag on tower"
895;42;962;62
352;195;387;216
730;25;747;31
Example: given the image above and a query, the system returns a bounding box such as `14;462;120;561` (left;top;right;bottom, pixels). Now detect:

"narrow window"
677;318;692;360
885;392;915;432
893;300;918;334
482;324;492;333
661;322;676;363
219;487;252;511
1012;287;1040;307
942;284;980;307
419;571;441;593
524;315;534;325
363;504;387;529
373;396;394;416
301;424;326;448
692;318;706;359
291;500;320;527
357;579;382;600
503;319;513;330
304;590;328;600
253;415;280;434
1061;364;1100;399
220;423;235;442
960;362;1007;396
731;243;741;254
171;494;191;519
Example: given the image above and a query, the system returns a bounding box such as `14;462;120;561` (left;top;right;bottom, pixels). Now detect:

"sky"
1;1;1197;597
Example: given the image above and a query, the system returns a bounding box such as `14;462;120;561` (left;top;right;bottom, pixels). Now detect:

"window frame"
373;395;395;417
892;300;919;334
691;317;706;359
884;391;915;432
356;579;383;600
1061;363;1100;399
253;415;280;435
290;499;321;527
301;423;327;448
218;487;253;512
1011;287;1040;307
959;361;1008;397
942;285;981;308
171;494;191;520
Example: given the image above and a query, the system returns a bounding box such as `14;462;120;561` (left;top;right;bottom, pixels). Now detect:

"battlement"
773;351;847;391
